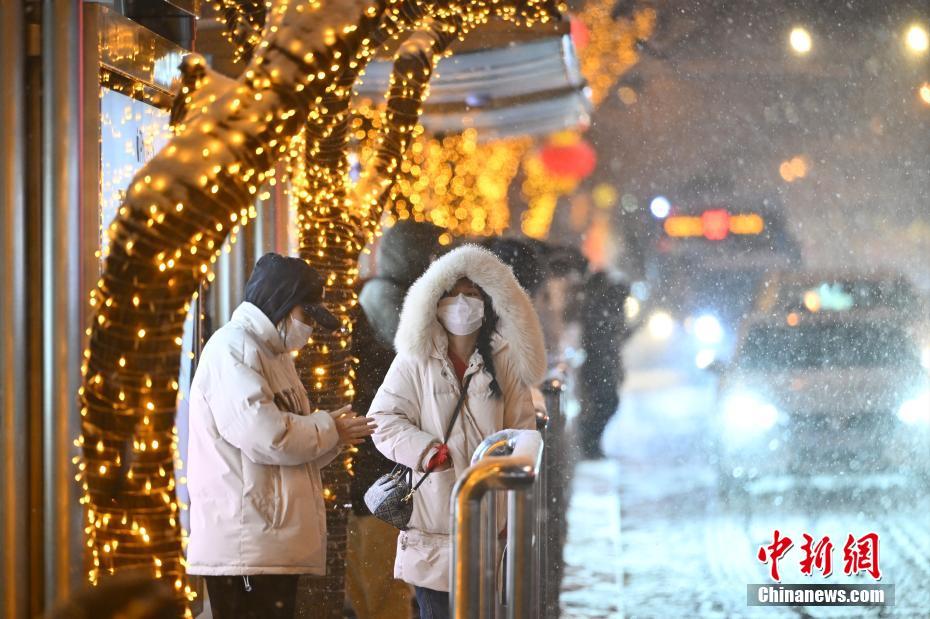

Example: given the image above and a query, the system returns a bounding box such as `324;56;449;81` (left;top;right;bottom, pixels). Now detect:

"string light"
389;129;530;236
212;0;267;65
575;1;655;107
80;0;564;615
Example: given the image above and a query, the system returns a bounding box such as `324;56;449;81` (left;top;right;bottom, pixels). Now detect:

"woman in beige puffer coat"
368;245;547;619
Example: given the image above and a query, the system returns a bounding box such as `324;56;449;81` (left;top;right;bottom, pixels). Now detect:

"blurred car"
753;270;924;316
749;269;930;372
713;309;930;495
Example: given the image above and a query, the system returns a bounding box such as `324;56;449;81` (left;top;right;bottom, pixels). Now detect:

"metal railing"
450;375;566;619
540;376;567;619
451;429;543;619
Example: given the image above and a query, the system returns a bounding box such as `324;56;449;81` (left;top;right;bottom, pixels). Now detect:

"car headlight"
695;348;716;369
625;296;641;321
693;313;724;345
897;390;930;425
722;391;779;436
647;311;675;340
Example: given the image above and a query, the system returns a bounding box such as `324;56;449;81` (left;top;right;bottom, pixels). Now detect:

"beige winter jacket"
186;302;341;575
368;245;547;592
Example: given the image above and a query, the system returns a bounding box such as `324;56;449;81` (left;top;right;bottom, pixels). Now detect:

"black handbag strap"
388;463;412;486
442;372;474;443
412;373;474;492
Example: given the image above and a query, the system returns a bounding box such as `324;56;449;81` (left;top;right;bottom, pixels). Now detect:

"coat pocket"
243;463;283;530
396;529;451;590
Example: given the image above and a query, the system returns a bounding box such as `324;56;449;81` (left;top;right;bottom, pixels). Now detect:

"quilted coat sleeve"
368;356;439;472
207;344;340;466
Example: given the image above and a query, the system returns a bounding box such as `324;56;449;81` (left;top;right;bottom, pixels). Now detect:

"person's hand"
327;405;353;420
424;444;452;471
329;407;376;446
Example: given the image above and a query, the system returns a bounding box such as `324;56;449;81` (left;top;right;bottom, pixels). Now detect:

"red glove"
427;444;451;471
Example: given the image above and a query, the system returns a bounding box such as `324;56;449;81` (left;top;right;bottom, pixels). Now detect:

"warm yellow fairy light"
388;128;529;236
575;1;655;107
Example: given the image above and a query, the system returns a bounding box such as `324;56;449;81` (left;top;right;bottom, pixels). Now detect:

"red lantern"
570;16;590;51
540;138;597;180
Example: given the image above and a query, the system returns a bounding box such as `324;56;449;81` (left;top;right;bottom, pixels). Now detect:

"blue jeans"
414;586;450;619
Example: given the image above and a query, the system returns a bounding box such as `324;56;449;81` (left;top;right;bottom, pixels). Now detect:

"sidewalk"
560;460;623;618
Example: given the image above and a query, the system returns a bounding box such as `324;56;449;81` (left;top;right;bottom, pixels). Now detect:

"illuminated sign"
663;211;765;239
702;209;730;241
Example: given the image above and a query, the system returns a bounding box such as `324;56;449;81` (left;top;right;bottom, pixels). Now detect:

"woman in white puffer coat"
368;245;547;619
187;253;376;619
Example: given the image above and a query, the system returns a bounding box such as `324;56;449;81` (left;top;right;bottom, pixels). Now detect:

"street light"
905;24;929;54
789;27;812;55
919;82;930;106
650;195;671;218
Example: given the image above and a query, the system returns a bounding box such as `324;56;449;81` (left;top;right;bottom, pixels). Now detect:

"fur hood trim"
394;245;547;385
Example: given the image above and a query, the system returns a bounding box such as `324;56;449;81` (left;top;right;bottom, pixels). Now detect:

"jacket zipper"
243;575;252;592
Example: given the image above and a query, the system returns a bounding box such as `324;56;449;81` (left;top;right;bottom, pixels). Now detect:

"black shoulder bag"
364;374;473;530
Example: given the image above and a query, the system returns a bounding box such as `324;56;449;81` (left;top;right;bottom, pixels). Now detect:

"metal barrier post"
481;495;496;619
506;483;535;619
452;430;543;619
534;409;549;619
540;376;566;619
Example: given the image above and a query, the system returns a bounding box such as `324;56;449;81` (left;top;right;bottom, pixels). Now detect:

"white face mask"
280;316;314;353
437;294;485;336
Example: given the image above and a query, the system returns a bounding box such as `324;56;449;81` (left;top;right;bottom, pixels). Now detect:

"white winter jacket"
368;246;547;592
186;302;341;575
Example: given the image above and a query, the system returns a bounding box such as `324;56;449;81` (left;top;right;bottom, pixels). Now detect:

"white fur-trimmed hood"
394;245;547;386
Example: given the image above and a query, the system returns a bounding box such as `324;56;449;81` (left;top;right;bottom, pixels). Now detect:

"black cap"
244;253;341;331
301;302;342;332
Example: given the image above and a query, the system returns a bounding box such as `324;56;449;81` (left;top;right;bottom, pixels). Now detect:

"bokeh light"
650;195;671;218
905;24;929;54
789;26;812;55
919;82;930;106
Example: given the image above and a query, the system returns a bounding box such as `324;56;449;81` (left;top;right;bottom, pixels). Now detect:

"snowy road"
561;331;930;619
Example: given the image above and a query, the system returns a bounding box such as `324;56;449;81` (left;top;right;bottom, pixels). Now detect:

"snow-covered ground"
561;330;930;618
